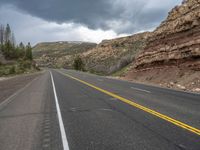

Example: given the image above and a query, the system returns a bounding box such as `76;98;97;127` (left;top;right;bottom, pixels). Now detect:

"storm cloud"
0;0;182;34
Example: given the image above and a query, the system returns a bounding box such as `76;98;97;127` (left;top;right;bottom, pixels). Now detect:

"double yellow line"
58;71;200;136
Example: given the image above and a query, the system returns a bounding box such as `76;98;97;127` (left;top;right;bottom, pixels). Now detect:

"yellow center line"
58;70;200;136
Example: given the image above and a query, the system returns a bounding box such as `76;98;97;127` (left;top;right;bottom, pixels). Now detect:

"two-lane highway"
0;69;199;150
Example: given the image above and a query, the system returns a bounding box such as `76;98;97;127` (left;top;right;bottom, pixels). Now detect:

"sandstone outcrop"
83;32;151;74
124;0;200;92
134;0;200;70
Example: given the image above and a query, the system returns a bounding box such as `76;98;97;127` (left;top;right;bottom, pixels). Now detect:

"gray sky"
0;0;182;45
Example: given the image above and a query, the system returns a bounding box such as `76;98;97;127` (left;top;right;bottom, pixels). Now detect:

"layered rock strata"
134;0;200;70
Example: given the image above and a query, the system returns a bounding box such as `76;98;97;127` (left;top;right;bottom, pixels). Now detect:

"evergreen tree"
18;42;26;58
3;41;13;59
0;25;4;45
25;42;32;60
5;24;11;43
2;24;15;59
19;42;25;49
11;32;15;46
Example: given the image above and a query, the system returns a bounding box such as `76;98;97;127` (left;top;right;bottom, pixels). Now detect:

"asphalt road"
0;69;199;150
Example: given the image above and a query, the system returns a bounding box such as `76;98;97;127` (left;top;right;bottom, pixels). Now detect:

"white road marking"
50;72;70;150
98;108;113;112
131;87;151;93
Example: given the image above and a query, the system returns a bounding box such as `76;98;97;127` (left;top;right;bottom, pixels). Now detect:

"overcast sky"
0;0;182;45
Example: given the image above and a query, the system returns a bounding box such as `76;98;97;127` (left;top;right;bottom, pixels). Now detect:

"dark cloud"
0;0;182;33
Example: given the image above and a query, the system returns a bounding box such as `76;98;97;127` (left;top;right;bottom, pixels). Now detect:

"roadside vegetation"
0;24;38;76
73;55;85;71
112;63;132;77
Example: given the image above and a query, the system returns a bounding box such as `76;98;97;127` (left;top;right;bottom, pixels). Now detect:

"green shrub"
73;55;85;71
19;60;31;69
9;66;15;74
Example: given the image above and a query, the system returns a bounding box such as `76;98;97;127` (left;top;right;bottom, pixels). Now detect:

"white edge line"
0;75;40;110
50;71;70;150
131;87;151;93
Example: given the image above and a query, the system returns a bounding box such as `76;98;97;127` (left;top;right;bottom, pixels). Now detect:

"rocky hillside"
124;0;200;92
33;41;96;68
83;32;151;75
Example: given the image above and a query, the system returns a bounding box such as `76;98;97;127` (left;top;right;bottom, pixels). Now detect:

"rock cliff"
134;0;200;70
124;0;200;92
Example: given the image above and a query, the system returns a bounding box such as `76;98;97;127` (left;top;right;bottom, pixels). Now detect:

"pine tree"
3;41;13;58
2;24;14;59
5;24;11;43
25;42;32;60
11;32;15;46
0;24;4;45
18;42;25;58
19;42;25;49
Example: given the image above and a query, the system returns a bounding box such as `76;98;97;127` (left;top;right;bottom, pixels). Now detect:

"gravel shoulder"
0;71;44;104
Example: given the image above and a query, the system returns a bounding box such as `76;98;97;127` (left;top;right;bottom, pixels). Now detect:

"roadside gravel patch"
0;72;43;104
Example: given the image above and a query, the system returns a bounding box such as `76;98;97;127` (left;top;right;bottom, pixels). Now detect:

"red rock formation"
134;0;200;70
124;0;200;92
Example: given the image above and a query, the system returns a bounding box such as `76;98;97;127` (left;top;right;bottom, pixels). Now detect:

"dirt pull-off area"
123;63;200;93
0;72;43;104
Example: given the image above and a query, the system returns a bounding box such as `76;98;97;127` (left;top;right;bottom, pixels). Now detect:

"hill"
33;41;96;68
82;32;152;75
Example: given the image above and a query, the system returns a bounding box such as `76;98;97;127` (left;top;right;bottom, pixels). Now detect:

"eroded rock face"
83;32;151;74
134;0;200;70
